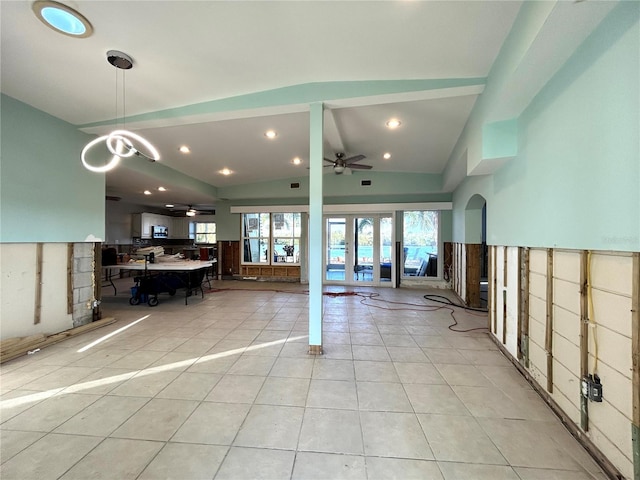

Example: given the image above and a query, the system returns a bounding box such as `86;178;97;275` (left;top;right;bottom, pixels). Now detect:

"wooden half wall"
452;242;483;308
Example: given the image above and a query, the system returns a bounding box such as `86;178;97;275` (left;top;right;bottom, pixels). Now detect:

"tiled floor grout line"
0;279;607;480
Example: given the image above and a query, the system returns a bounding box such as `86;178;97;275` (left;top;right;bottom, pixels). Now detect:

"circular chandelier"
81;51;160;172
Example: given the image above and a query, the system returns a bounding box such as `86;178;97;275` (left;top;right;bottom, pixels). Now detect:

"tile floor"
0;279;607;479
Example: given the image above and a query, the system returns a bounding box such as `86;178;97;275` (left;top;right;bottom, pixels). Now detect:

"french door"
324;214;394;286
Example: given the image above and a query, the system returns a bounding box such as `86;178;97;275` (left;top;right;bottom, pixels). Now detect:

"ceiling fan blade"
343;154;366;165
348;163;372;170
323;158;336;163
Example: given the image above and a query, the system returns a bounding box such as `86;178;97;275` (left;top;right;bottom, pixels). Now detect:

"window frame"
194;221;216;245
241;212;302;266
271;212;302;265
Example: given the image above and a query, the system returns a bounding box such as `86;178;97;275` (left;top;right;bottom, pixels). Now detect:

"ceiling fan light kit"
81;51;160;173
324;152;372;175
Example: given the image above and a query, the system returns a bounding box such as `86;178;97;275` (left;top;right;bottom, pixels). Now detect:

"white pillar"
308;102;324;354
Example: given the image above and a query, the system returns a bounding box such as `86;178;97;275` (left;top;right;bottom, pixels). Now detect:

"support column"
308;102;324;355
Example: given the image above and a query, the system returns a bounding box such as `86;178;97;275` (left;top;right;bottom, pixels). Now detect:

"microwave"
152;225;168;238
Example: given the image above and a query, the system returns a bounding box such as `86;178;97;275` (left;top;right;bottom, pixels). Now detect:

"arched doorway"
464;194;487;308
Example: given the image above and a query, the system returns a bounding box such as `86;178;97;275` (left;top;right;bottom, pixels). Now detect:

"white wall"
1;243;75;339
491;246;636;479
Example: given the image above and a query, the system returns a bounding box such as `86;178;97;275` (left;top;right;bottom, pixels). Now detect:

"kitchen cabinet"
170;217;190;239
132;213;170;239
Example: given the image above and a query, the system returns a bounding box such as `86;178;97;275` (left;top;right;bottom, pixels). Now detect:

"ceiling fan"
324;153;372;174
168;204;216;216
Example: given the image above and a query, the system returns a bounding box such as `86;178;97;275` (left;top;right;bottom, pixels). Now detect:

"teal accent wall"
482;119;517;160
1;95;105;242
452;3;640;251
217;171;443;200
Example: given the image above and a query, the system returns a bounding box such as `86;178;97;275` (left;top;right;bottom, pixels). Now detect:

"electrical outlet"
588;374;603;402
582;374;603;402
581;377;590;398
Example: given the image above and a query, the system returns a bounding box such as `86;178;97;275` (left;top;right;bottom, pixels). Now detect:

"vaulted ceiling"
1;1;614;212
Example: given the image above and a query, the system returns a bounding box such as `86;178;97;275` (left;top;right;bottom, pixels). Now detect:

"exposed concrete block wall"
489;246;637;479
0;243;97;340
72;243;95;328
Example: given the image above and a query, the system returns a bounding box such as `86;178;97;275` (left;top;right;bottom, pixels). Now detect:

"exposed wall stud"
67;243;74;315
34;243;43;325
520;247;530;367
492;246;498;334
580;250;590;432
488;246;493;332
631;251;639;480
517;248;523;359
503;245;508;287
502;290;507;344
545;248;554;393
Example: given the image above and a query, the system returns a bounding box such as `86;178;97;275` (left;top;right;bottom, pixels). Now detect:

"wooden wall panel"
553;360;581;420
554;250;581;283
466;243;482;308
553;320;581;375
529;248;548;274
590;253;634;296
529;271;547;299
553;277;581;316
554;303;580;345
589;404;635;474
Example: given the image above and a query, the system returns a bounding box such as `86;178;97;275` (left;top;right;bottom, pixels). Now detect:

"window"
402;210;438;277
242;213;271;264
272;213;301;263
241;212;302;265
195;222;216;244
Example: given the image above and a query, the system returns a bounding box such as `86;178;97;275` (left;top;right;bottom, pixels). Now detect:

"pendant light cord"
122;68;126;130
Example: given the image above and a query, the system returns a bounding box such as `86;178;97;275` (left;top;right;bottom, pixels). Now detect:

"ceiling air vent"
361;180;372;186
290;182;300;189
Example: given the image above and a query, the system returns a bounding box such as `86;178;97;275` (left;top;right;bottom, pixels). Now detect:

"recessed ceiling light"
383;153;391;160
165;204;174;208
143;190;152;195
292;157;302;165
179;145;190;153
264;130;277;139
220;168;232;176
158;186;167;192
32;1;93;38
386;119;401;129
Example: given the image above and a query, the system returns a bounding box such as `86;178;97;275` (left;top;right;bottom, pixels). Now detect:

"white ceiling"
1;1;526;209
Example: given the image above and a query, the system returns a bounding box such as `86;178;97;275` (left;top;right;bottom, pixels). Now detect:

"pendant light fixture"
81;51;160;173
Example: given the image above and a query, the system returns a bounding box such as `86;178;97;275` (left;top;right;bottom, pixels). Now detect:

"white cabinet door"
141;213;154;238
171;217;190;239
131;213;142;238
